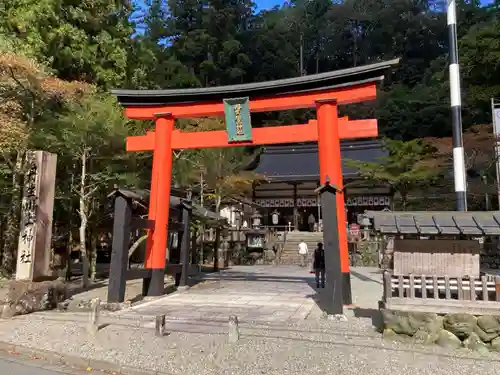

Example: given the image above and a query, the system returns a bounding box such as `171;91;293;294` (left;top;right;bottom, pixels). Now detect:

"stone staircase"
278;231;324;265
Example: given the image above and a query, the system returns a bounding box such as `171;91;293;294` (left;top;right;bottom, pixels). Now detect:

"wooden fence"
382;271;500;315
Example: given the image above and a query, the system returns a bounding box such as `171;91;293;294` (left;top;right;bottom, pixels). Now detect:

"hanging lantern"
271;210;280;225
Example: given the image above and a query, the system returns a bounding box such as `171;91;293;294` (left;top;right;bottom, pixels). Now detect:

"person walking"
298;240;308;267
313;242;325;288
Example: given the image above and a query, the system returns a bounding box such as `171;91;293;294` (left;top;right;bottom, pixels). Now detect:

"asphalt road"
0;358;69;374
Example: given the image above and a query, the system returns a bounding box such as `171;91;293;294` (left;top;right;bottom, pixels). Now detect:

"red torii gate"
112;58;398;314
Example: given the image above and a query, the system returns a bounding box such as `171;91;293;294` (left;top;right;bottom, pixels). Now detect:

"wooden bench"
381;271;500;315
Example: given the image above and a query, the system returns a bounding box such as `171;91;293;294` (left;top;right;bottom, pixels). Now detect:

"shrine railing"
382;271;500;315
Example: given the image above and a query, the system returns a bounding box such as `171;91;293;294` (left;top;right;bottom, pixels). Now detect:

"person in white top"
298;240;308;267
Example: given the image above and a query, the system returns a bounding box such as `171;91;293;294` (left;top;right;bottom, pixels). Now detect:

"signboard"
224;97;252;143
393;239;480;277
349;223;360;237
16;151;57;281
346;195;391;206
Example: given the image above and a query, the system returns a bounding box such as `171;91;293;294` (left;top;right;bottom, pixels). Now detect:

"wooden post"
316;99;352;305
179;193;192;287
88;298;100;335
108;193;132;303
228;315;240;343
292;183;298;230
317;183;343;315
155;314;166;337
144;114;175;296
213;227;220;272
382;270;391;302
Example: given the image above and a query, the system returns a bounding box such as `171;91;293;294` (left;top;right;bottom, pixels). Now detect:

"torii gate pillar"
316;99;352;305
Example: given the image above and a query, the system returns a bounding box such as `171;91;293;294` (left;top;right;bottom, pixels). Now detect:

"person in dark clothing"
313;242;325;288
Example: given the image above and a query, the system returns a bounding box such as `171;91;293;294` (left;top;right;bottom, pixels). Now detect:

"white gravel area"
0;314;498;375
0;266;498;374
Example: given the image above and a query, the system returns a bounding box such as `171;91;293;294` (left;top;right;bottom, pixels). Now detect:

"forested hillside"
2;0;498;137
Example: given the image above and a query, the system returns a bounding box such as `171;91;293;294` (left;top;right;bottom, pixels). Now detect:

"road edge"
0;340;165;375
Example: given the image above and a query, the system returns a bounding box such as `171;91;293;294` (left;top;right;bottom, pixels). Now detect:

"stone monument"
16;150;57;281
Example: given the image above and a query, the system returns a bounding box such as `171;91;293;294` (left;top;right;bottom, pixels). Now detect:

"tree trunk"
90;229;97;281
79;151;90;288
2;152;24;275
65;228;73;281
128;234;147;259
401;192;408;211
213;193;221;272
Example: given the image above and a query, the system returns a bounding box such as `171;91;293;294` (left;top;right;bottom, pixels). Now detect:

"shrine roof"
111;59;399;106
362;211;500;236
254;139;386;182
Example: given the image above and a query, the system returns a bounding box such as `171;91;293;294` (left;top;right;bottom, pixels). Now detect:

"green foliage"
171;118;263;209
346;139;442;209
0;0;134;88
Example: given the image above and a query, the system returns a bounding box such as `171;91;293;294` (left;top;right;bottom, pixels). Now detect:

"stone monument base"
1;279;67;318
381;309;500;354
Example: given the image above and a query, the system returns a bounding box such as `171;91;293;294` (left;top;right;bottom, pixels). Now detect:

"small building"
252;139;393;230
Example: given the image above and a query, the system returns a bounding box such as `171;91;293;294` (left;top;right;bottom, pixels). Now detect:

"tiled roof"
363;211;500;236
254;140;386;182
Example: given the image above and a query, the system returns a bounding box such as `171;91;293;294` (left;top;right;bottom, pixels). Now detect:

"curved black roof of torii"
111;59;399;106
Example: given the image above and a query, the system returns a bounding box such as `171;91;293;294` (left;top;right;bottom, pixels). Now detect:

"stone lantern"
252;211;262;229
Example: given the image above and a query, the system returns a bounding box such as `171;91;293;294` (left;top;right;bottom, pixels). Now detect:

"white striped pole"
448;0;467;211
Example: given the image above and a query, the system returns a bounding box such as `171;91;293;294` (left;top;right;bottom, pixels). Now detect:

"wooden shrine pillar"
292;183;298;230
179;192;192;288
143;114;175;296
108;192;132;303
316;99;352;306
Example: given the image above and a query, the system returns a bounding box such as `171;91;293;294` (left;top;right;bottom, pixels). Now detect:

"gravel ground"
0;313;498;375
0;266;498;375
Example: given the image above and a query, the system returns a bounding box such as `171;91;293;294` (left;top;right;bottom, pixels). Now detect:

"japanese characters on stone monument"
16;151;57;281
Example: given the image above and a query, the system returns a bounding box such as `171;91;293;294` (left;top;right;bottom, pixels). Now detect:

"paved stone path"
0;359;66;375
114;265;384;327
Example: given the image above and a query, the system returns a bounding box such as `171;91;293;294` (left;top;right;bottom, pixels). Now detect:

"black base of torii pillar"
314;181;344;316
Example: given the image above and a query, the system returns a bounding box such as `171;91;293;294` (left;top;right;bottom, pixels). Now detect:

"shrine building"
252;139;393;230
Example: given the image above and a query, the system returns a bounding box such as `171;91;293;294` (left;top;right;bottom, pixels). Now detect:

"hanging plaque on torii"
223;97;252;143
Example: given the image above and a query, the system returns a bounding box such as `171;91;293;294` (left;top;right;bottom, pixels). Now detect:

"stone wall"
382;310;500;353
1;280;67;318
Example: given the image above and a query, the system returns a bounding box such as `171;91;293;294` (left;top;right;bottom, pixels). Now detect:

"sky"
135;0;497;20
253;0;496;12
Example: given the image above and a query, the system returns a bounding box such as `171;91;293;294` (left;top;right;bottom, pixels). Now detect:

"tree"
346;138;442;210
37;93;136;286
459;19;500;125
171;118;264;268
0;0;134;88
425;124;499;209
0;37;89;274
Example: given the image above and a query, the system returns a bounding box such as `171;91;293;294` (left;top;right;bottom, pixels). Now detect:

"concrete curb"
0;340;167;375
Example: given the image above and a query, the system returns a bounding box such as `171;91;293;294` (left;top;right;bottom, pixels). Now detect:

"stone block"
463;331;489;354
412;328;439;345
477;315;500;334
491;336;500;352
443;313;477;340
436;329;461;349
2;279;67;317
473;324;498;343
382;328;411;342
382;310;442;336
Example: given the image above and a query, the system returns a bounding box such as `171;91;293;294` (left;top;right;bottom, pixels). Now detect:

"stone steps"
279;232;324;265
